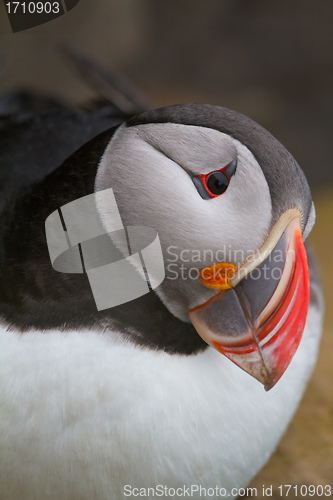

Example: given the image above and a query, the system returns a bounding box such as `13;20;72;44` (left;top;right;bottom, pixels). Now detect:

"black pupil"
206;171;229;195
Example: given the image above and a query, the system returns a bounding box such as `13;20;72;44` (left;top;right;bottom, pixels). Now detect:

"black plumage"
0;90;205;354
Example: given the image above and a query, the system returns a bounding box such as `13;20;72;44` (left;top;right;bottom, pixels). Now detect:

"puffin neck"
0;126;205;355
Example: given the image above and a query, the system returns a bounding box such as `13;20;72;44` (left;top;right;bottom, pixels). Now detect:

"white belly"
0;302;321;500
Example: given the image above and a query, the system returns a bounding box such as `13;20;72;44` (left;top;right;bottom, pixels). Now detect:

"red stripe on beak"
257;227;309;389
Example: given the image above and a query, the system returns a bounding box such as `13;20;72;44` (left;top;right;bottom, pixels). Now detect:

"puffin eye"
206;171;229;196
192;159;237;200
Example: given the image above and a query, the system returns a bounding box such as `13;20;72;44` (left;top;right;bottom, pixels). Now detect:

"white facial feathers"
95;122;272;319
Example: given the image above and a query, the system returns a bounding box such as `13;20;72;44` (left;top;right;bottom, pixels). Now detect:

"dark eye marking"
193;159;237;200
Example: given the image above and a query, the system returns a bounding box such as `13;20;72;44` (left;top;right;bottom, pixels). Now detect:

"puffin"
0;70;323;499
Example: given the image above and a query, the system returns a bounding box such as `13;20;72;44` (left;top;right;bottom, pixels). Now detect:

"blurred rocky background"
0;1;332;497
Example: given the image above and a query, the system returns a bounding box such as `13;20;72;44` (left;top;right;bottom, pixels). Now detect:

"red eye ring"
193;159;237;200
199;171;229;198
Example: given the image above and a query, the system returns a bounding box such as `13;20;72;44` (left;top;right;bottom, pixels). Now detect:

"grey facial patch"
127;104;312;233
223;159;237;179
192;176;210;200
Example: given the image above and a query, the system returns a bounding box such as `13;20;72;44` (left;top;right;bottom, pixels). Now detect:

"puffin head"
94;104;315;390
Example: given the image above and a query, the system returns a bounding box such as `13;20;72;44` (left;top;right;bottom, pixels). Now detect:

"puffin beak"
189;210;310;390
